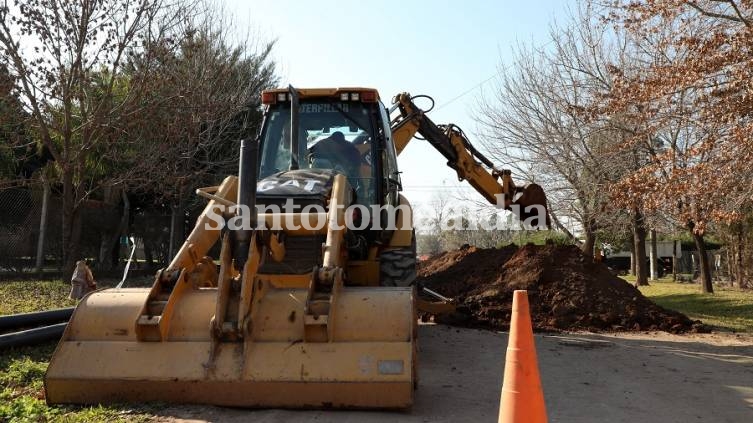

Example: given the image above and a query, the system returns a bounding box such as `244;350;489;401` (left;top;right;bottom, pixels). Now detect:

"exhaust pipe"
234;138;259;270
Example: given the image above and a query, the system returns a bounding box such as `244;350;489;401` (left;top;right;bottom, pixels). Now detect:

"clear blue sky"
224;0;575;222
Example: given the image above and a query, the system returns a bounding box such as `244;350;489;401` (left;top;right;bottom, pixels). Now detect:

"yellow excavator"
45;87;549;409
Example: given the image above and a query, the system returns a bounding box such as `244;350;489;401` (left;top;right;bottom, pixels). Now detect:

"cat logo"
257;179;322;192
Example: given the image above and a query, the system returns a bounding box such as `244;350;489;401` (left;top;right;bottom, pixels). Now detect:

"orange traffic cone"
498;290;548;423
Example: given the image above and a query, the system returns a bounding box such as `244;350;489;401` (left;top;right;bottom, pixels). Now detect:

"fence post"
35;178;50;273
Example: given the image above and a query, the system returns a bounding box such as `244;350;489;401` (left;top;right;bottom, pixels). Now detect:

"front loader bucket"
45;284;416;409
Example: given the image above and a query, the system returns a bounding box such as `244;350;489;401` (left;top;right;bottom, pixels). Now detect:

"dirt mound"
418;244;702;333
418;245;518;297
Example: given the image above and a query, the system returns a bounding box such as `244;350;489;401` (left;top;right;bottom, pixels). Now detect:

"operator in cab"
307;130;361;180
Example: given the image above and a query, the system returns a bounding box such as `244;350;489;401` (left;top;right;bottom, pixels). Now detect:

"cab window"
259;101;377;205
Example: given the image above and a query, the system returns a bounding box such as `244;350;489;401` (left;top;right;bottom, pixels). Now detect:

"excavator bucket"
45;174;417;409
511;183;550;228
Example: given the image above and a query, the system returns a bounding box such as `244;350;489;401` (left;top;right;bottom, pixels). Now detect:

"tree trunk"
99;190;131;271
633;209;649;286
61;169;75;270
98;235;112;271
169;205;179;260
649;228;658;280
144;242;154;268
169;198;187;261
672;240;678;282
689;224;713;293
68;208;83;272
735;229;744;288
61;178;84;272
582;227;596;258
548;210;581;246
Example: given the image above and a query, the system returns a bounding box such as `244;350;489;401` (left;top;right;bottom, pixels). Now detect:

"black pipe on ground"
0;322;67;349
0;307;74;332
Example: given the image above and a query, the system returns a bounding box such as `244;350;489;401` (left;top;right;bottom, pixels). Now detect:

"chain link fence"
0;181;58;272
0;178;201;278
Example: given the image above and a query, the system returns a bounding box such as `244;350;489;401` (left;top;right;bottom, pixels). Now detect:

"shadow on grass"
648;293;753;331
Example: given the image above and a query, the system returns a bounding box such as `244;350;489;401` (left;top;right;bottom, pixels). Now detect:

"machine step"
304;314;329;325
147;301;168;316
137;315;162;326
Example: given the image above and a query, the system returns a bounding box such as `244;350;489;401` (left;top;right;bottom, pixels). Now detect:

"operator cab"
258;88;401;209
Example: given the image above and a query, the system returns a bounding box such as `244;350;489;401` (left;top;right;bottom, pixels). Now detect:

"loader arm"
390;92;550;228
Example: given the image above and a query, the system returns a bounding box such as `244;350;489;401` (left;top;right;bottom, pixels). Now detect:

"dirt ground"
152;324;753;423
419;245;699;333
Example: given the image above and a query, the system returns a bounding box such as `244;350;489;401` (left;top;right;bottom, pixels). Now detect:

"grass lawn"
621;275;753;333
0;280;77;315
0;280;154;422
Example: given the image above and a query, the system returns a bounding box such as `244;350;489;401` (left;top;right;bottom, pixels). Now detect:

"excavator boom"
390;92;550;228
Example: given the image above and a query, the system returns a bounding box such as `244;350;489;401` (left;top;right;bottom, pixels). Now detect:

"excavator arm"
390;92;550;228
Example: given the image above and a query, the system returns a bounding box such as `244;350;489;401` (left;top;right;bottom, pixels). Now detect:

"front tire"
380;232;417;287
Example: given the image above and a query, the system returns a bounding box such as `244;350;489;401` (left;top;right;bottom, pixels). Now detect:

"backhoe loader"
45;87;549;409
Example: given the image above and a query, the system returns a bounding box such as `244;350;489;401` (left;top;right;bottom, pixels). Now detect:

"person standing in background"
69;260;97;300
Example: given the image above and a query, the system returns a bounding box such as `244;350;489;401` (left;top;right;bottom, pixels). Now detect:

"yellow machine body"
45;86;548;410
46;172;417;409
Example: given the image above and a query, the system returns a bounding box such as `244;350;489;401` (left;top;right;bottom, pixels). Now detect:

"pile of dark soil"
418;244;703;333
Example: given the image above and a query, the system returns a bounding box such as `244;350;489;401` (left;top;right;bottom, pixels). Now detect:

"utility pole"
650;229;658;280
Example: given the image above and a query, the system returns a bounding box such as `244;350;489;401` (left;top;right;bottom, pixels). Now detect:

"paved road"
155;325;753;423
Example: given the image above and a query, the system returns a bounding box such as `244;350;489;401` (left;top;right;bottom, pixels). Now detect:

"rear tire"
380;232;417;287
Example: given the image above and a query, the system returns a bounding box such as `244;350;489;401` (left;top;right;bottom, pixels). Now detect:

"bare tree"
475;4;633;257
421;191;451;252
601;1;753;292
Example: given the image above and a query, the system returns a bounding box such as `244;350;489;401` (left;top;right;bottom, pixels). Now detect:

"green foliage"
0;143;15;179
0;342;153;422
0;280;76;315
0;281;157;421
0;357;47;389
596;227;632;251
674;233;724;251
0;343;58;422
0;392;62;423
509;230;576;247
